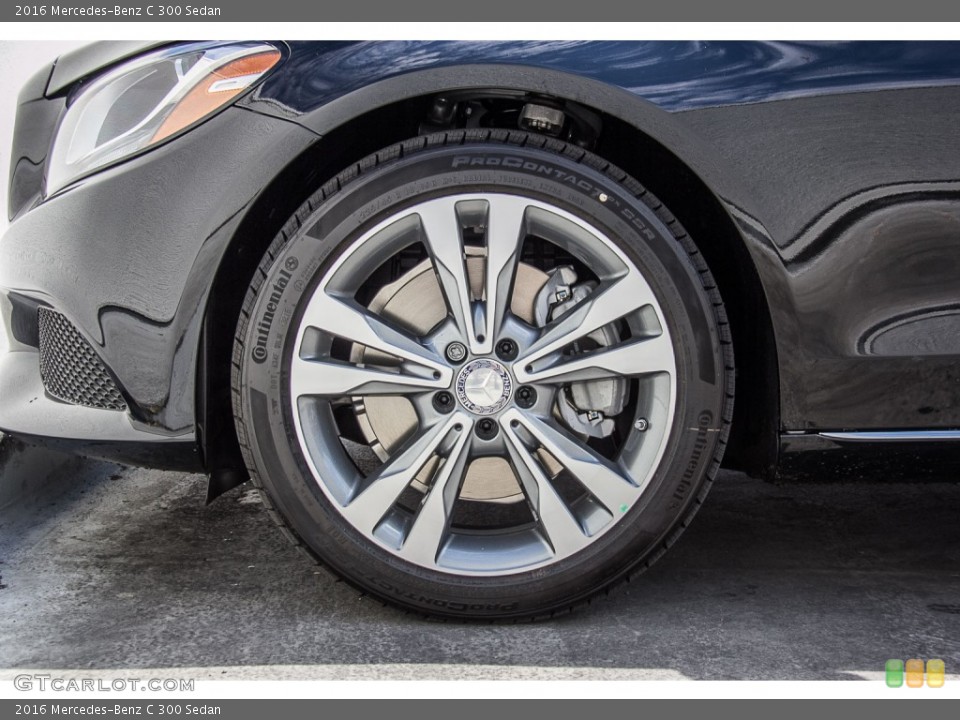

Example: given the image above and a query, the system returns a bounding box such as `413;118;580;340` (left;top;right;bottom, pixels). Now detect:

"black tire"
232;129;733;620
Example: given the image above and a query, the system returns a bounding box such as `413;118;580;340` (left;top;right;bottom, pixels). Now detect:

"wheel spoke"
341;413;468;534
517;332;674;385
480;196;528;353
416;199;478;350
506;409;638;514
397;422;474;566
515;274;658;373
502;414;593;557
300;290;450;380
290;356;445;398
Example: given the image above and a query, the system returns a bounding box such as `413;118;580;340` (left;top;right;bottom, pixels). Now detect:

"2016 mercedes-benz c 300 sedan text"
3;40;959;619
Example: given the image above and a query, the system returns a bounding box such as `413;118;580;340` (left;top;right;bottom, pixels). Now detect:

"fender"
241;61;772;239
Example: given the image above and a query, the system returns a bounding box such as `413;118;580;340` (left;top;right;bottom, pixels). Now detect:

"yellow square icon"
927;659;945;688
906;658;924;687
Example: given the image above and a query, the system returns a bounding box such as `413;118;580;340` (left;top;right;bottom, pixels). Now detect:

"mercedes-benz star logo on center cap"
455;359;513;415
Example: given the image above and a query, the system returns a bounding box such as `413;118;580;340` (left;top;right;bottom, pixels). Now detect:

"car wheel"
232;130;733;620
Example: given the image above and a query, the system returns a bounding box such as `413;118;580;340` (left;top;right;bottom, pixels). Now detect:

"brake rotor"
353;256;548;502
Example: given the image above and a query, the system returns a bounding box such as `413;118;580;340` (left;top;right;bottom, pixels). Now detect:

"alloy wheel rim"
289;193;677;575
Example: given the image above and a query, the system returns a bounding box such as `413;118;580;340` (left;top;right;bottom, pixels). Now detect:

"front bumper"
0;344;186;444
0;342;198;469
0;105;317;467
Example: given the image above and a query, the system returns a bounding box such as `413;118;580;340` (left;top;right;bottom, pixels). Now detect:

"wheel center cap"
456;358;513;415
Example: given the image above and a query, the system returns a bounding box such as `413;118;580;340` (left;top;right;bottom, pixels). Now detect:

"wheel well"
200;91;779;500
200;102;431;499
594;118;780;479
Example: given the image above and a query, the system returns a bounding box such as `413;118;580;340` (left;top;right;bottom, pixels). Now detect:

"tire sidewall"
237;139;727;618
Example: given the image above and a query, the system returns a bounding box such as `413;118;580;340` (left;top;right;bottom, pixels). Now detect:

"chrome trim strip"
820;430;960;443
0;350;191;443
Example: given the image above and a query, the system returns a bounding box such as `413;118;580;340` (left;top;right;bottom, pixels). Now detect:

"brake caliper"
533;266;627;438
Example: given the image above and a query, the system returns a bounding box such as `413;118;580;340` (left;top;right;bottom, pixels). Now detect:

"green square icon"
886;659;904;687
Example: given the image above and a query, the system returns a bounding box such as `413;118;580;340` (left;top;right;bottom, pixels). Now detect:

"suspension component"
519;103;565;136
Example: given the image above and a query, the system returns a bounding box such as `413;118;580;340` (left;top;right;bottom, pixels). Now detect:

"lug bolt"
433;391;454;414
495;338;518;361
445;342;467;363
475;418;499;440
634;417;649;431
516;385;537;409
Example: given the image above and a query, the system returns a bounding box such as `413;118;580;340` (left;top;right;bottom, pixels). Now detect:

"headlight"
46;41;281;195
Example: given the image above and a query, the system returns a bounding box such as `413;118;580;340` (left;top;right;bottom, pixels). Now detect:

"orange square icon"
927;659;945;688
905;658;924;687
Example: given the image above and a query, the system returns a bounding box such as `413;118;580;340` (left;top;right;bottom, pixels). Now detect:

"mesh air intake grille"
37;307;126;411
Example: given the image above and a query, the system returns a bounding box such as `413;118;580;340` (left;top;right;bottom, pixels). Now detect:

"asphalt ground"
0;443;958;681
